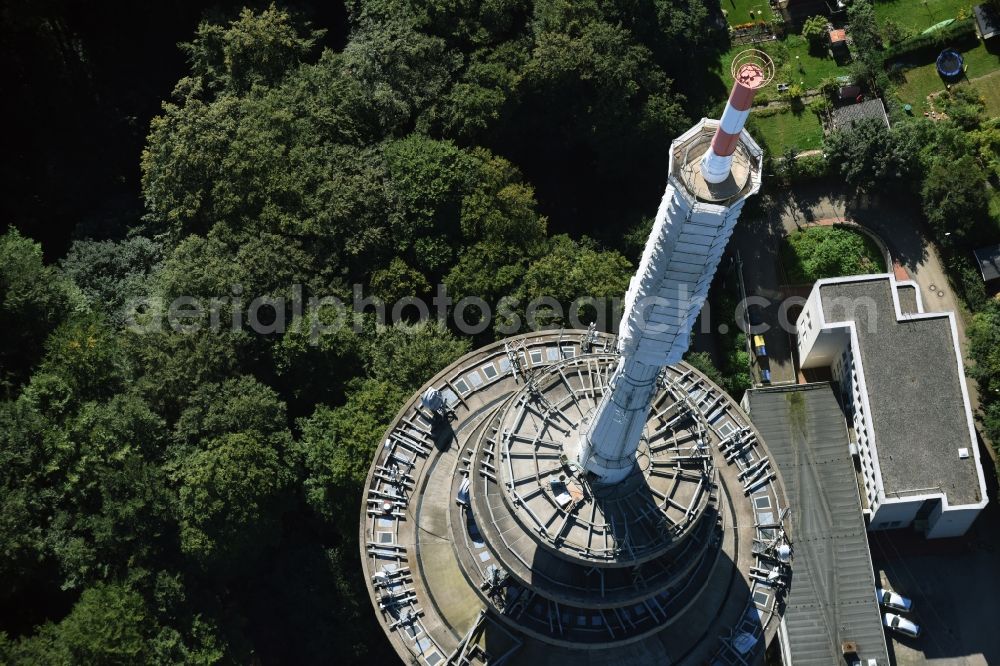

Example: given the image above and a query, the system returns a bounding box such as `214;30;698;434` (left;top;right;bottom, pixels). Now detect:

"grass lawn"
972;70;1000;116
780;226;887;284
893;42;1000;112
748;109;825;154
721;0;773;25
873;0;973;34
716;35;850;91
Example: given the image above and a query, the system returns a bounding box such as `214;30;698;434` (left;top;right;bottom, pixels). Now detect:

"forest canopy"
1;1;728;663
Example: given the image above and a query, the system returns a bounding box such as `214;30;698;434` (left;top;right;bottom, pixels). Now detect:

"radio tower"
360;51;790;666
577;51;774;484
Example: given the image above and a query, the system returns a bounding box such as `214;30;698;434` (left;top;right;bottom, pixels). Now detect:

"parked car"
876;587;913;612
883;612;920;638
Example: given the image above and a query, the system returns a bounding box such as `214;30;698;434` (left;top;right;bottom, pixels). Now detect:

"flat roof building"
973;243;1000;284
745;383;890;666
795;274;988;538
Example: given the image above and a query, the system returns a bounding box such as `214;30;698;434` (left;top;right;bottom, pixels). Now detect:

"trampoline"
936;49;964;79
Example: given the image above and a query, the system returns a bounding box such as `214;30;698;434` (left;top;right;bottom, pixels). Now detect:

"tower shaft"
577;51;772;485
577;185;752;482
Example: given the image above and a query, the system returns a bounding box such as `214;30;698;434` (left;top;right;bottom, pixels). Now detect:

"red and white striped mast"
701;51;774;184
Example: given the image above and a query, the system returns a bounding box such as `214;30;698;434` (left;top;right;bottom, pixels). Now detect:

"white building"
796;274;988;538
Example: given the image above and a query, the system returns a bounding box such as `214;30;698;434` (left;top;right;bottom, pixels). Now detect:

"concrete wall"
926;504;982;539
794;287;824;364
871;498;981;537
869;499;922;529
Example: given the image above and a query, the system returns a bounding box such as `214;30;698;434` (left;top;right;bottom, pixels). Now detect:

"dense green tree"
365;321;470;391
144;88;392;257
175;430;293;571
441;149;549;318
0;581;225;665
684;351;729;392
782;226;884;283
518;20;686;163
30;313;127;408
9;582;154;664
982;401;1000;453
61;237;162;326
460;148;547;249
912;118;974;168
444;240;535;320
940;86;985;131
49;395;171;588
0;400;61;605
143;14;393;257
880;19;910;45
342;15;462;133
921;155;989;246
847;0;882;86
125;328;251;422
155;227;331;308
969;301;1000;452
648;0;717;58
419;42;525;142
350;0;531;48
271;309;368;414
0;392;171;592
824;118;918;191
0;229;77;396
967;301;1000;397
298;379;409;528
802;15;827;47
514;234;632;329
971;119;1000;180
370;257;432;305
174;377;290;448
383;134;467;276
847;0;881;51
180;4;323;95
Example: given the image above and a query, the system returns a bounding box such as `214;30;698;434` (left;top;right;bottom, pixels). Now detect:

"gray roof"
746;384;890;666
895;284;919;314
819;278;981;505
831;99;890;132
974;244;1000;282
975;3;1000;39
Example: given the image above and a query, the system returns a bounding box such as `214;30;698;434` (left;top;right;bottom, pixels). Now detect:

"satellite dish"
776;543;792;563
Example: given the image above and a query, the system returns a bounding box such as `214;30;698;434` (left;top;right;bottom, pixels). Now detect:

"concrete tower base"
360;330;792;666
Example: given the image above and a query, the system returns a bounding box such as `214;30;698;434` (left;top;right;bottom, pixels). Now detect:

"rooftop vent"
958;448;970;459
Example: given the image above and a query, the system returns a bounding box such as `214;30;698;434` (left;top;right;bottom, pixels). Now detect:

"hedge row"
882;18;978;63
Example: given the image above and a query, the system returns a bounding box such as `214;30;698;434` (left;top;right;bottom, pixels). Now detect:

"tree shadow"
844;192;930;271
986;36;1000;58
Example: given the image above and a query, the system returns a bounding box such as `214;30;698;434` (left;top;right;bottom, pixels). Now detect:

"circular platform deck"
360;330;791;666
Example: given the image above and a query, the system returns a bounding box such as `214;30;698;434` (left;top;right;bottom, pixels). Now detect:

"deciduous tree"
0;229;77;395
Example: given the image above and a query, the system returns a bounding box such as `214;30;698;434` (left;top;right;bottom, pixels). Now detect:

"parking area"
869;443;1000;665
